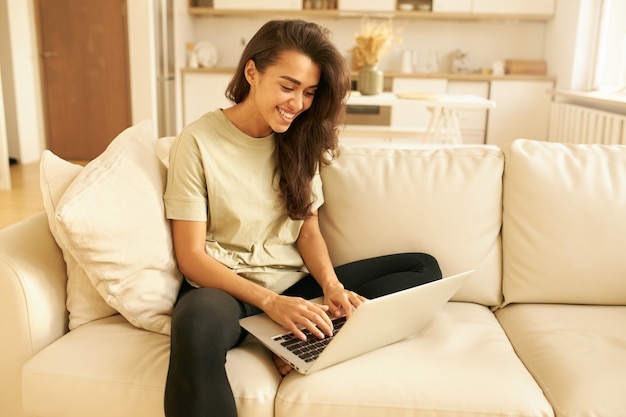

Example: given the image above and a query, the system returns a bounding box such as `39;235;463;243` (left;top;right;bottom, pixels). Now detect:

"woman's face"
246;50;321;134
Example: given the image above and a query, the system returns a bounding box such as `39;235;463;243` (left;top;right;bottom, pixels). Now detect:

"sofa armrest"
0;212;69;417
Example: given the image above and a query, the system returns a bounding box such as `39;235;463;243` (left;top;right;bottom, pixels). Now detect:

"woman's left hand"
323;283;367;319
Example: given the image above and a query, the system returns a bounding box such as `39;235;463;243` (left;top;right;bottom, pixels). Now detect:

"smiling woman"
224;19;350;220
162;19;442;417
226;51;321;137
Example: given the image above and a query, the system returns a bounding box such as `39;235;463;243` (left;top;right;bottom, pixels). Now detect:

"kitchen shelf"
188;7;553;21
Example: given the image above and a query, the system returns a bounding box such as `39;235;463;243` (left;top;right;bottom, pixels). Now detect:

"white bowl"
398;3;414;11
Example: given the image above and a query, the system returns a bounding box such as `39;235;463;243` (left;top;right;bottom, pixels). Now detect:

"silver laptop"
240;270;473;375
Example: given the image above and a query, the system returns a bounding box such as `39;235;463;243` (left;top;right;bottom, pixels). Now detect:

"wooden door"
36;0;131;160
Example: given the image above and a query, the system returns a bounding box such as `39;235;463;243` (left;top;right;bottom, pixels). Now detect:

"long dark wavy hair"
226;20;350;220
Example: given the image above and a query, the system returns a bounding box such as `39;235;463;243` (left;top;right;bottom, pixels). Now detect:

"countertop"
181;67;556;82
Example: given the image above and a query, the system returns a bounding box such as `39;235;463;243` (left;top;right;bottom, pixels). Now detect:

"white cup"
401;50;414;73
492;60;504;76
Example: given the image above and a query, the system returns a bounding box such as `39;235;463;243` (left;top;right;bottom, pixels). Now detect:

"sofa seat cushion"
22;315;281;417
275;302;553;417
496;303;626;417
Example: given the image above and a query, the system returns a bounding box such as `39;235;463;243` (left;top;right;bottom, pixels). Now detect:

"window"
594;0;626;92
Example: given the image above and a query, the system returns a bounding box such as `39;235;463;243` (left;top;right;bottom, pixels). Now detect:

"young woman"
163;19;441;417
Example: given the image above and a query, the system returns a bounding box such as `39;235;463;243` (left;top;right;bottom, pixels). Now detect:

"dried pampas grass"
352;18;402;69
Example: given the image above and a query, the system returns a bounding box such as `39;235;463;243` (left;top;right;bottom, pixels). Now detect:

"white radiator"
549;102;626;145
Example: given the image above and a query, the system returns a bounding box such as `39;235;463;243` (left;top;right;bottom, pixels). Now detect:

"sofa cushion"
319;145;504;307
21;315;280;417
276;302;553;417
496;304;626;417
40;151;117;330
502;139;626;305
53;121;182;335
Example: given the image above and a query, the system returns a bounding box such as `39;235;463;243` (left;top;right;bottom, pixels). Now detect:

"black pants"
164;253;441;417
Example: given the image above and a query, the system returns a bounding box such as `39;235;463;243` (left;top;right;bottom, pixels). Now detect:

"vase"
358;64;383;95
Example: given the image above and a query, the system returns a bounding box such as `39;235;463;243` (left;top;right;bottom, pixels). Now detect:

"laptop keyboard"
272;316;347;363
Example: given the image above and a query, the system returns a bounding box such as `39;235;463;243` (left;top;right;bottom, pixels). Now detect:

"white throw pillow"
53;120;182;335
40;151;118;330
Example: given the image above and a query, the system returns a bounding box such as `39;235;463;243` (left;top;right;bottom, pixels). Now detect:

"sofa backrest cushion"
319;145;504;307
502;139;626;306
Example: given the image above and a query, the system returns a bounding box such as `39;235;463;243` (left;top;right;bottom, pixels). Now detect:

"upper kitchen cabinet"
432;0;554;16
432;0;472;13
189;0;555;19
340;0;395;12
472;0;555;15
211;0;301;10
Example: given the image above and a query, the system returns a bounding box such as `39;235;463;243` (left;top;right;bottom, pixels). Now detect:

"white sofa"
1;123;626;417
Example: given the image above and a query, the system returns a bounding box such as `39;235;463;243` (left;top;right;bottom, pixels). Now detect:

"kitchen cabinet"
432;0;472;13
188;0;554;20
485;80;554;148
472;0;555;15
182;70;232;125
213;0;301;10
340;0;395;12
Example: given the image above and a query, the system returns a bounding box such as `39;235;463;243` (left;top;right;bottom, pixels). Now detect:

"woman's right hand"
264;295;334;341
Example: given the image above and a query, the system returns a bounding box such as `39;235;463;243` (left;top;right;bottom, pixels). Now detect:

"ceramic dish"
194;41;218;68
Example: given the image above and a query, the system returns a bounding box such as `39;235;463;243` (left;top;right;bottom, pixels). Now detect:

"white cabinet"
485;80;553;148
432;0;472;13
213;0;301;10
338;0;395;12
472;0;555;15
182;71;233;126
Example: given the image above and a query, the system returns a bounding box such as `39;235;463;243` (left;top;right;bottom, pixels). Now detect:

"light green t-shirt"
164;110;324;293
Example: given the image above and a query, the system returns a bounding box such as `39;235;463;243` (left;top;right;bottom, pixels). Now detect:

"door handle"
41;51;58;58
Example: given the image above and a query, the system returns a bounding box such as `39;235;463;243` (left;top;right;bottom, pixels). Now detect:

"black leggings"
164;253;441;417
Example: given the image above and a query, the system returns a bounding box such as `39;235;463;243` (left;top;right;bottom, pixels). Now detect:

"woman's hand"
323;282;367;319
264;295;334;341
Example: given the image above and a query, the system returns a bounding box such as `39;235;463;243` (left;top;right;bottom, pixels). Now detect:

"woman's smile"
277;107;297;121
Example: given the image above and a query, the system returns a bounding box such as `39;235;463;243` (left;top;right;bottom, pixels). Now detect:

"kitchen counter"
180;67;556;82
181;67;555;147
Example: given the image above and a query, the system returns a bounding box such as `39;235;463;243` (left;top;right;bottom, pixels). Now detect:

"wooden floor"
0;161;44;230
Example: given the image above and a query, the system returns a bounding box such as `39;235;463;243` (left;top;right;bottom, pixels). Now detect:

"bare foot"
272;353;293;376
